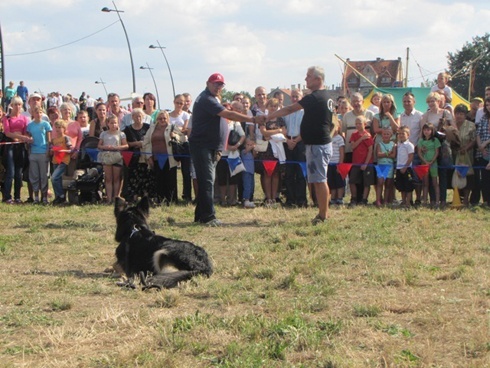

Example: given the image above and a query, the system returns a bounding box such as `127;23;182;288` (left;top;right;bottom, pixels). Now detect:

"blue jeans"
242;171;255;201
51;163;67;198
3;145;25;201
189;144;219;223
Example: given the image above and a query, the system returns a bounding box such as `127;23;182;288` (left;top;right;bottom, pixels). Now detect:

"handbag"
254;139;268;152
97;151;122;166
227;122;242;146
169;125;189;162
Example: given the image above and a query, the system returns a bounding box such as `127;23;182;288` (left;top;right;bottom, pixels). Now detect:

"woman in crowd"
60;102;82;161
2;96;30;203
256;98;286;206
143;110;178;205
372;94;400;160
143;92;159;123
123;108;153;202
169;94;192;203
453;104;476;206
4;81;16;109
89;102;109;138
216;101;246;206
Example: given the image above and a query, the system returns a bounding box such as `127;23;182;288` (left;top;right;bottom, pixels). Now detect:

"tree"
447;33;490;100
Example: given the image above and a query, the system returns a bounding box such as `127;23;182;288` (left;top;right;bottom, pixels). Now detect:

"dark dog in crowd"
114;196;213;289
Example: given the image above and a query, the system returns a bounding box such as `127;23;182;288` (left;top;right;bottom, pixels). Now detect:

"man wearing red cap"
189;73;263;226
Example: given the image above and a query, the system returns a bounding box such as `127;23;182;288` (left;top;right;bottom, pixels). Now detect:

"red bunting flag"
336;163;352;180
121;151;133;167
262;160;277;177
413;165;429;180
52;146;66;165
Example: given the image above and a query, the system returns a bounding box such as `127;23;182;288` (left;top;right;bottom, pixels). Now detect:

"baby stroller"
64;136;104;205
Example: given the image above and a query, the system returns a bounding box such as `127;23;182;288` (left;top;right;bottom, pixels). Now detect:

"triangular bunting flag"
157;154;168;170
52;146;66;165
413;165;429;180
86;148;99;162
299;162;307;178
454;165;469;178
227;157;241;173
375;164;392;180
336;163;352;180
263;160;277;177
121;151;133;167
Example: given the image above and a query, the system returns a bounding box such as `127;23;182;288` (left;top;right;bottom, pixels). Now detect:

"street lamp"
102;1;136;94
95;78;108;98
149;41;176;98
140;63;160;109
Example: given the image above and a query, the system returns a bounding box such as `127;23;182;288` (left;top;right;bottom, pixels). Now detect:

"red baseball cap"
207;73;225;85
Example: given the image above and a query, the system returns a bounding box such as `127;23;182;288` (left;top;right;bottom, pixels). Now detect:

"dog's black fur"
114;196;213;289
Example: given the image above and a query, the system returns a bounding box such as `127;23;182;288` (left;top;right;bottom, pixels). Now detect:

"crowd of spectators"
1;72;489;209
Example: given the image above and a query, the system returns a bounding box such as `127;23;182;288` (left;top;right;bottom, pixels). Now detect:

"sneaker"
14;199;23;204
25;197;34;203
311;214;326;225
205;218;223;227
336;199;344;205
243;200;256;209
33;199;40;205
52;197;66;206
4;199;14;204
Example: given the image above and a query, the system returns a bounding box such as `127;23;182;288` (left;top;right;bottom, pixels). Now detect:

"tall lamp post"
149;41;176;98
140;63;160;109
95;78;108;98
102;1;136;94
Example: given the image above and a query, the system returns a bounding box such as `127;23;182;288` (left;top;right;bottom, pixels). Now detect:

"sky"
1;0;489;109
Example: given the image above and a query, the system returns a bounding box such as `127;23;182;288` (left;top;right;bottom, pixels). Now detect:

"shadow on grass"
23;269;117;279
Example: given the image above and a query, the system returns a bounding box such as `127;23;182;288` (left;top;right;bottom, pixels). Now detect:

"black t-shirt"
298;89;333;145
188;88;225;150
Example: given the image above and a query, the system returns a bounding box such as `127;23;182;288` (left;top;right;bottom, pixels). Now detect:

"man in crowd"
341;92;374;203
283;89;307;207
182;93;193;114
400;92;423;204
16;81;29;111
107;93;129;126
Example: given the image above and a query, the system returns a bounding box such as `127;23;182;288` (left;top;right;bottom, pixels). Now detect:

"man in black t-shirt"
266;66;334;224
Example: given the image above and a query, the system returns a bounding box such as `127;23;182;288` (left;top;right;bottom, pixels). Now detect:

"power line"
5;21;120;57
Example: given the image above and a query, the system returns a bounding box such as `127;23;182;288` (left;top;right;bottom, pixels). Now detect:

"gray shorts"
305;143;332;183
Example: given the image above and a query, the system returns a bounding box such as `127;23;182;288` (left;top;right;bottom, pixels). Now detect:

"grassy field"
0;198;489;367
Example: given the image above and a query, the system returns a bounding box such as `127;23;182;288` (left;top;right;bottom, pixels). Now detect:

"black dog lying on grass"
114;196;213;290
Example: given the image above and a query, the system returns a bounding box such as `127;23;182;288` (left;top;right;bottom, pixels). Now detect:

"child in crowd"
328;123;345;205
50;120;72;205
241;138;256;208
375;128;396;206
98;115;128;204
418;123;441;206
27;106;52;204
395;126;415;207
349;115;374;206
76;110;90;139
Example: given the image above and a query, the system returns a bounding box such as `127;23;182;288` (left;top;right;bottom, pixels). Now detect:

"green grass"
0;200;489;367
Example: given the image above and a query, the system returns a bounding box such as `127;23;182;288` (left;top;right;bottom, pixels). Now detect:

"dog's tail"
142;270;200;289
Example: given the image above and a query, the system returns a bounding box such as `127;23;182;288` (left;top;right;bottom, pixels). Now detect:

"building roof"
343;58;403;88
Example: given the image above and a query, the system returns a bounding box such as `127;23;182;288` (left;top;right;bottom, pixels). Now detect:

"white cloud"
1;0;489;106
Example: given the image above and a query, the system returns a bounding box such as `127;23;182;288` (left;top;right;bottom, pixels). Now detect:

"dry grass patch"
0;201;489;367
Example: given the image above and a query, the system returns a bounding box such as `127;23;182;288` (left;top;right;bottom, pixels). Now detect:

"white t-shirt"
169;111;191;129
400;109;423;146
396;140;414;168
330;134;345;164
